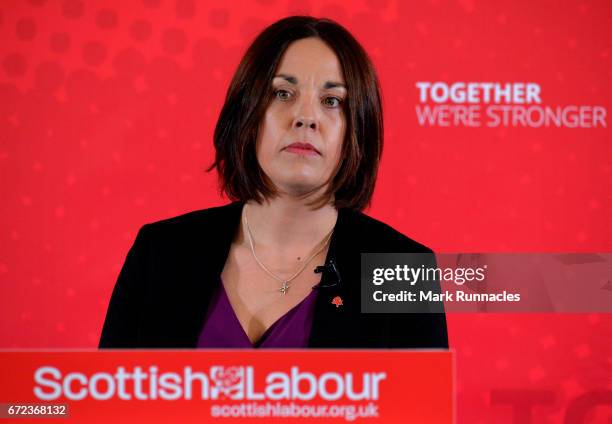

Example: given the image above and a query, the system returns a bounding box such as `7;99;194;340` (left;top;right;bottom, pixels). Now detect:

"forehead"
275;37;344;83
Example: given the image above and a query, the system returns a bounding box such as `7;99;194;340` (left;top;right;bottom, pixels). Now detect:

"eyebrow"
273;73;346;90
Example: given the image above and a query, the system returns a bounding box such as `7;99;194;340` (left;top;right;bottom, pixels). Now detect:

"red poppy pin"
331;296;343;308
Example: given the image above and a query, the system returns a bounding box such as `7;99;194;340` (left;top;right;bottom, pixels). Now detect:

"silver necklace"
244;204;334;295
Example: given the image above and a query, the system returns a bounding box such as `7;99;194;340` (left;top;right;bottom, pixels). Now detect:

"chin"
277;178;324;197
275;168;315;185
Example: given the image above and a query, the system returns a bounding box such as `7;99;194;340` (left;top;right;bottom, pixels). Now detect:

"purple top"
197;280;319;348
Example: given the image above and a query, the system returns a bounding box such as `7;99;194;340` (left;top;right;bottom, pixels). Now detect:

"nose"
294;117;317;130
292;95;318;131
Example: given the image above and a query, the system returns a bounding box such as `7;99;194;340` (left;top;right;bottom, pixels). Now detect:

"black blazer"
99;202;448;349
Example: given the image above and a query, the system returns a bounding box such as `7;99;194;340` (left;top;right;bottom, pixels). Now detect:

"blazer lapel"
308;207;356;347
163;201;244;347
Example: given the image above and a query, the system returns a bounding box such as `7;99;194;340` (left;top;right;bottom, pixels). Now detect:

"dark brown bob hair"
209;16;383;211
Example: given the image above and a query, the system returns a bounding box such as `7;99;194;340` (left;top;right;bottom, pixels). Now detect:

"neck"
242;195;338;251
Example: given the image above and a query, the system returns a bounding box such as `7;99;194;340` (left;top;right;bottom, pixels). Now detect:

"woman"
99;16;448;349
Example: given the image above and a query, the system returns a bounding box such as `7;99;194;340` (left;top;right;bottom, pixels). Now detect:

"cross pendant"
280;281;290;295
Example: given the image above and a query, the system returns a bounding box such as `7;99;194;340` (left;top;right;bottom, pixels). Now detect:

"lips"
283;142;320;155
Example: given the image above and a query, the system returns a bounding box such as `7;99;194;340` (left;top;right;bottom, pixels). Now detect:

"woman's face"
256;37;346;198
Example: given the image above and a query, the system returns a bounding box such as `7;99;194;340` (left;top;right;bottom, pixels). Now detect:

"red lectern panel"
0;350;453;423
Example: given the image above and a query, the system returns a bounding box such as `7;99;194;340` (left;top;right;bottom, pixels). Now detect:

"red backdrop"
1;0;610;422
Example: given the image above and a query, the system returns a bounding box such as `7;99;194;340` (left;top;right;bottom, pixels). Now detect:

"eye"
323;96;343;108
274;89;293;101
